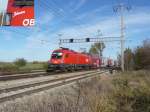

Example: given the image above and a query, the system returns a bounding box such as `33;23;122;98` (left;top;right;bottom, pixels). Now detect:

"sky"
0;0;150;62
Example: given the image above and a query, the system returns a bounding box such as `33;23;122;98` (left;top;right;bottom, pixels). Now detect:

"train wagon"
107;59;113;67
90;55;101;68
3;0;34;26
47;47;101;72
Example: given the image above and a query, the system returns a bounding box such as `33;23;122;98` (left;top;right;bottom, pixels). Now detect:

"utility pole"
120;4;125;72
114;3;130;72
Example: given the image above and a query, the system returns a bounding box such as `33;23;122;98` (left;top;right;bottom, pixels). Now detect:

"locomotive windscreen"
14;0;34;6
52;52;63;59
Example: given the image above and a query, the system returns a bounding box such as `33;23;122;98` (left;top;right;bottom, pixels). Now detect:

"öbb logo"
23;19;35;26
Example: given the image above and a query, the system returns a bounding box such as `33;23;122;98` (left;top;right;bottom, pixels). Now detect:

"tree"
117;39;150;71
14;58;27;67
89;43;105;56
134;39;150;69
117;54;121;67
124;48;134;71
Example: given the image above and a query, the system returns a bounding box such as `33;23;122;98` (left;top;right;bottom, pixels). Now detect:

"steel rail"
0;69;96;81
0;71;97;94
0;71;107;103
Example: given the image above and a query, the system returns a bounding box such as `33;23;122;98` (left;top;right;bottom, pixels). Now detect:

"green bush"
14;58;27;67
32;61;39;64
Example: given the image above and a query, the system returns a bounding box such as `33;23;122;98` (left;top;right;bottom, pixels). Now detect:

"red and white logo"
13;11;25;17
23;19;35;26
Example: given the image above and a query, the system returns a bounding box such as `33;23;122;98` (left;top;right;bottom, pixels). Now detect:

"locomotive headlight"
54;61;58;64
58;53;63;56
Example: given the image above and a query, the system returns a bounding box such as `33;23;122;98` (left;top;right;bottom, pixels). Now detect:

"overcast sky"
0;0;150;62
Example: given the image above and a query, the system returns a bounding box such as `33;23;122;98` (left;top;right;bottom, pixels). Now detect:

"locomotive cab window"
4;13;11;26
14;0;34;6
52;52;63;59
1;13;12;26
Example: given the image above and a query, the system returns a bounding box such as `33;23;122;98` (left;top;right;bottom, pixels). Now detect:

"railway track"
0;69;99;81
0;69;45;75
0;70;107;103
0;71;47;81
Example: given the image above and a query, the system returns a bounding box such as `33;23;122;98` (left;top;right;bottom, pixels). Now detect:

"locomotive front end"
47;51;64;72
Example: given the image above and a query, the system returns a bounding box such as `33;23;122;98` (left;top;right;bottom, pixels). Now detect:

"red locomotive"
3;0;34;26
47;47;101;71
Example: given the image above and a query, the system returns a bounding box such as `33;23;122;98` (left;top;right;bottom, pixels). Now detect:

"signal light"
69;39;74;43
86;38;90;42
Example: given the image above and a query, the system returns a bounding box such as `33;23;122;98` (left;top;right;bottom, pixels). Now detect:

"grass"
112;70;150;112
0;70;150;112
0;62;47;75
19;63;46;71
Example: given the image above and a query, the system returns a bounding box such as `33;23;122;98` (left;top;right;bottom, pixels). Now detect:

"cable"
50;0;91;36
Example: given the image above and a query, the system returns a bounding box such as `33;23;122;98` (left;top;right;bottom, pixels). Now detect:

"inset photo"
0;0;34;26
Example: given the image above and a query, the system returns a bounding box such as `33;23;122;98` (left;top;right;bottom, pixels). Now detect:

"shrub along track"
0;70;107;103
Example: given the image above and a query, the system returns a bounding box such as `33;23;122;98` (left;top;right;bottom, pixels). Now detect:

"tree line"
88;39;150;71
118;39;150;71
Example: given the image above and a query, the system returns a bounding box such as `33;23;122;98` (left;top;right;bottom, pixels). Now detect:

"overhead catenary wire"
38;0;123;56
47;0;91;35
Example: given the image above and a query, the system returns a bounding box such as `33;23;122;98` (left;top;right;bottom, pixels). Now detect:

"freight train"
47;47;101;72
2;0;34;26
